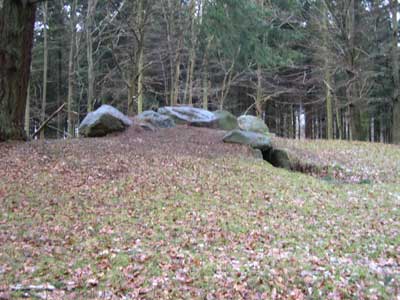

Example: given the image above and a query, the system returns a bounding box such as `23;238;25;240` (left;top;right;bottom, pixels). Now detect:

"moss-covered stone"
223;129;271;150
238;115;269;135
213;110;238;131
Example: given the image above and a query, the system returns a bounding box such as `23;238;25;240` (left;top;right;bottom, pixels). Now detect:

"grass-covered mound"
0;126;399;299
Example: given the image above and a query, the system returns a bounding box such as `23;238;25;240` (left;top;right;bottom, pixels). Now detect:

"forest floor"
0;125;399;299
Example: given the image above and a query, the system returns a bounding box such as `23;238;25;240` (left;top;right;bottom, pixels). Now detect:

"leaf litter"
0;125;399;299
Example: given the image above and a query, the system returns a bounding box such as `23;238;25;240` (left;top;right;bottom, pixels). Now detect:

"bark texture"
0;0;36;141
86;0;98;113
391;0;400;144
67;0;77;137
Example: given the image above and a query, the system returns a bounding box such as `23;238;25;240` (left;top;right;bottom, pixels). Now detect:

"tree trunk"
187;47;196;105
255;0;265;116
137;0;145;114
288;104;294;139
137;44;144;113
128;79;136;115
202;72;208;110
171;1;184;107
343;108;348;138
86;0;98;113
55;0;64;138
25;80;31;136
183;0;196;105
322;1;333;139
297;105;301;139
202;37;212;110
350;103;363;141
305;105;313;139
67;0;77;137
347;0;366;141
219;57;236;110
391;0;400;144
255;64;263;116
0;0;36;141
161;0;179;106
172;39;182;106
40;1;48;139
348;0;356;140
57;41;63;138
335;102;342;140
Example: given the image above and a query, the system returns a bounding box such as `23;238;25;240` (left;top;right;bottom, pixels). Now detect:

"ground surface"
0;126;399;299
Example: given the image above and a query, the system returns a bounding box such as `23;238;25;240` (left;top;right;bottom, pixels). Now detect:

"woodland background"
25;0;400;143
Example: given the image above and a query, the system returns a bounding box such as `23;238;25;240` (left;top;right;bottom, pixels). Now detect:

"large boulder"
158;106;217;125
223;129;272;150
79;105;132;137
213;110;238;131
135;111;175;128
238;115;269;135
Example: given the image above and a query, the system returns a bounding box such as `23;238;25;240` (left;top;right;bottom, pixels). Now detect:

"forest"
1;0;400;143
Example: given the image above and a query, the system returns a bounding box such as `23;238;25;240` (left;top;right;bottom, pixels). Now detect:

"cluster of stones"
78;105;291;169
223;115;291;169
79;105;238;137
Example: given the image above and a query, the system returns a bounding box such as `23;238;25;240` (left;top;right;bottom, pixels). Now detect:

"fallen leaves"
0;127;399;299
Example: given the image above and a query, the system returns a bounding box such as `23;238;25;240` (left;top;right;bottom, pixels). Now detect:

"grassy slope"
0;126;399;299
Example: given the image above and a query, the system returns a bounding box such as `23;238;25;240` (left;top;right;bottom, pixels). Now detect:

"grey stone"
213;110;238;131
135;111;175;128
238;115;269;134
158;106;217;125
223;129;272;150
79;105;132;137
137;122;157;132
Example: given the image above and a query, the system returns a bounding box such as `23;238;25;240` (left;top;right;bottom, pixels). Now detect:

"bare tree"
40;0;48;139
322;0;333;139
183;0;198;105
67;0;78;137
86;0;99;113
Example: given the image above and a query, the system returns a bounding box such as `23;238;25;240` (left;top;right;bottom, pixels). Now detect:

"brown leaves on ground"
0;126;399;299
